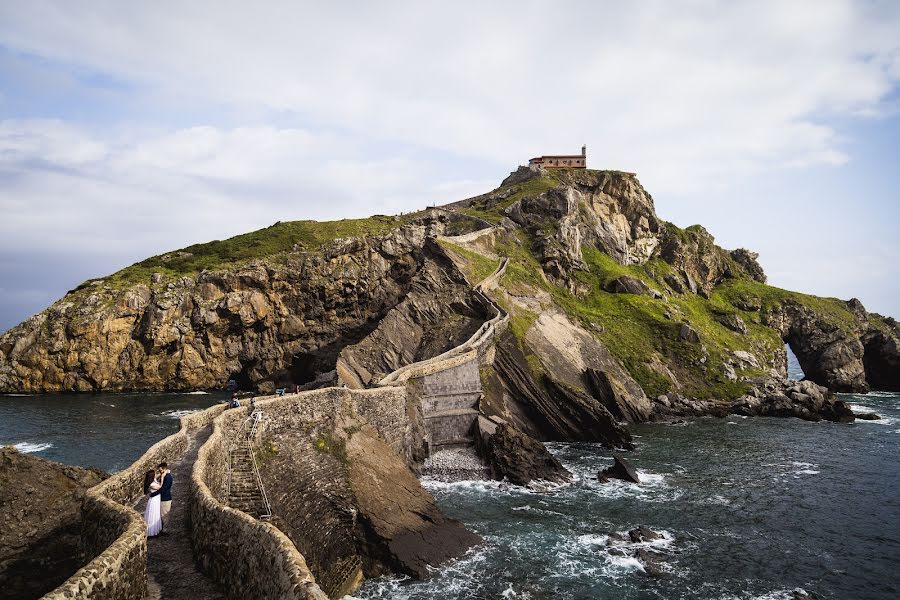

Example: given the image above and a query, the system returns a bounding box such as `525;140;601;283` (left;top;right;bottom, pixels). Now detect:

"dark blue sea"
0;391;225;472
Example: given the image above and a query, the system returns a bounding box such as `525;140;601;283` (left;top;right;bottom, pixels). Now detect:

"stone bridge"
36;236;509;600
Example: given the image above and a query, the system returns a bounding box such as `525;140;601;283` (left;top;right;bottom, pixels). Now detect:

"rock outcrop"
345;425;481;579
260;404;480;588
0;447;107;600
765;300;900;393
598;453;641;484
730;378;855;423
650;377;857;423
0;222;480;394
476;419;570;486
485;331;634;448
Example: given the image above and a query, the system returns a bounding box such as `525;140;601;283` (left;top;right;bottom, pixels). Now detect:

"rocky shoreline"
0;447;107;600
649;377;861;423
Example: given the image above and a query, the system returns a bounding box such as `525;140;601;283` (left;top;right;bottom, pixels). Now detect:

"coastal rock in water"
345;425;481;579
477;419;570;486
730;378;855;423
854;412;881;420
765;299;900;393
634;548;669;578
628;526;661;543
599;453;640;484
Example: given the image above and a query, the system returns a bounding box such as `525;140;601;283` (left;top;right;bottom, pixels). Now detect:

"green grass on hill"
93;215;417;289
492;232;776;399
460;173;562;224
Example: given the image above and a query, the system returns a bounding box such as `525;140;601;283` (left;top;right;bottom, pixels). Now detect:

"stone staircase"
227;443;270;519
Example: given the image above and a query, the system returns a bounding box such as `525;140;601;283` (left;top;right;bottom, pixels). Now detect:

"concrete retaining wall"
39;404;227;600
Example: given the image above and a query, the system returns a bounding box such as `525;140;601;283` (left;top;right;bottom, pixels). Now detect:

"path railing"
225;408;272;520
247;410;273;520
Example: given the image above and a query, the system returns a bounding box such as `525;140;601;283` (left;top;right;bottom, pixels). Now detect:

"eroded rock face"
0;225;457;393
658;224;737;296
499;170;662;287
336;244;490;387
260;403;480;590
345;426;481;579
0;447;107;600
765;300;900;393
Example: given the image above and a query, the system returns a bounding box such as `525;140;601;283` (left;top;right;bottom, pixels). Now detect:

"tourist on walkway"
143;468;163;537
157;462;173;532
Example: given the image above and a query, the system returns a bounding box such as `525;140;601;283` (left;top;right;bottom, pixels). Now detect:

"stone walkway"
135;425;226;600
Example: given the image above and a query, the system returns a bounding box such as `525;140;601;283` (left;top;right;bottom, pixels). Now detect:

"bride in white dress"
143;469;163;537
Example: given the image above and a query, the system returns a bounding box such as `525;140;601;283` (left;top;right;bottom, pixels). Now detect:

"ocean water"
3;387;897;598
352;391;900;600
0;392;226;472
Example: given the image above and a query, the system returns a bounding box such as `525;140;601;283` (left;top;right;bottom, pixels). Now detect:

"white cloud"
0;120;486;263
0;1;898;193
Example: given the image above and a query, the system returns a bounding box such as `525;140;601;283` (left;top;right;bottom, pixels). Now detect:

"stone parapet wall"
191;412;328;600
40;402;228;600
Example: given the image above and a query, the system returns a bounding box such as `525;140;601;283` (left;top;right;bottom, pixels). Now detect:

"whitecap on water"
14;442;53;453
350;545;491;599
158;409;199;419
789;461;820;476
421;477;533;500
181;391;209;395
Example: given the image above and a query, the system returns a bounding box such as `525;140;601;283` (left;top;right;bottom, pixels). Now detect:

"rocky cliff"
0;447;107;600
2;166;897;423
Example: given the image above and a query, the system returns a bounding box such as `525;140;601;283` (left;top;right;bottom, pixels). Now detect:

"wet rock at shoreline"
634;548;669;578
731;378;855;423
854;412;881;420
650;378;859;423
477;418;571;487
598;453;640;484
628;526;661;543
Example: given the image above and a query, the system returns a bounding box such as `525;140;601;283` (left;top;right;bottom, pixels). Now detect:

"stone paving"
135;425;225;600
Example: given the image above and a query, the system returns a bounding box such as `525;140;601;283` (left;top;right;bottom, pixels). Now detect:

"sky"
1;0;899;333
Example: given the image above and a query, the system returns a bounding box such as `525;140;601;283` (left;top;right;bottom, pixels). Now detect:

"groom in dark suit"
157;461;173;531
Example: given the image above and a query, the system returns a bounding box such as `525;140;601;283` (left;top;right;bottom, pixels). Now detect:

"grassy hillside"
77;214;419;291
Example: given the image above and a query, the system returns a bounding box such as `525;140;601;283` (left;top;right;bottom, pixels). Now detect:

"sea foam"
14;442;53;453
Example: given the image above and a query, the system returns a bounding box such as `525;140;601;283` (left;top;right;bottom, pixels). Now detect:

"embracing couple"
142;462;173;537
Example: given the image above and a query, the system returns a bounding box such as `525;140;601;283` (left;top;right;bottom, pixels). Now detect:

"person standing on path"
157;461;173;532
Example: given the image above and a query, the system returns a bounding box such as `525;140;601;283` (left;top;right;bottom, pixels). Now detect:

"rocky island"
2;165;898;599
